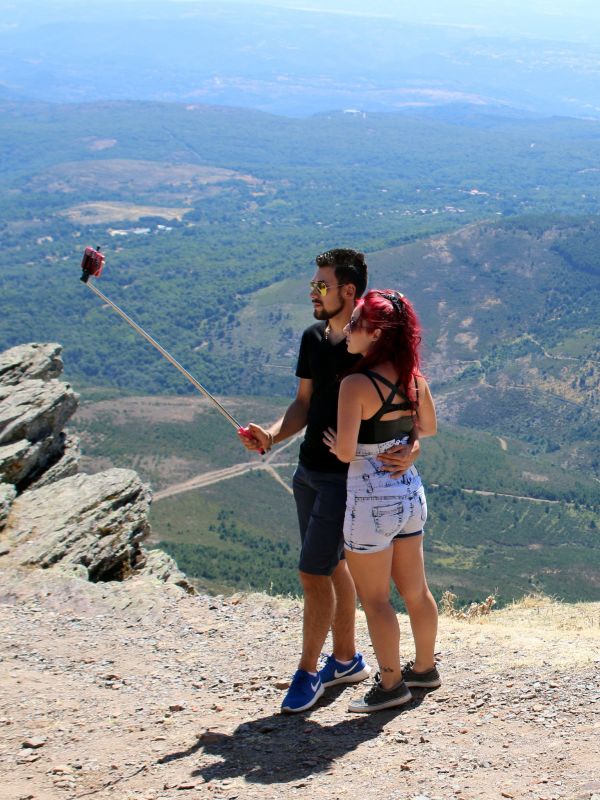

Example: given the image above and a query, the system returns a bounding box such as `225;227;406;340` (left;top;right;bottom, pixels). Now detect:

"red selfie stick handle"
238;426;265;455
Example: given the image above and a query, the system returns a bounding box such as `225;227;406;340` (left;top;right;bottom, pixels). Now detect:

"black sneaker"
401;661;441;689
348;673;412;713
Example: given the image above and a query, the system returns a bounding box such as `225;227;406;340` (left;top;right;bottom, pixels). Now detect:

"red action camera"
80;246;105;283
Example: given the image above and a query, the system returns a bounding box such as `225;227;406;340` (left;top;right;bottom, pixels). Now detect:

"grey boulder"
2;469;151;581
135;548;196;594
0;343;64;386
0;379;79;447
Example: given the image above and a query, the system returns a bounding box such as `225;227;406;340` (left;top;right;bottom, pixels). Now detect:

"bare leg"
345;547;401;689
392;535;438;672
330;560;357;662
298;571;335;673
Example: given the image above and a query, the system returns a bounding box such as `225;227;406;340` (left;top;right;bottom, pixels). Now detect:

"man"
241;249;417;713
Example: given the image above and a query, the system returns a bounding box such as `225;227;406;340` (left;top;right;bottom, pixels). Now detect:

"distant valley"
1;97;598;605
69;212;600;606
2;99;599;402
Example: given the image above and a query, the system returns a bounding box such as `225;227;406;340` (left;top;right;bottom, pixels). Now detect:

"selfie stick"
79;247;262;451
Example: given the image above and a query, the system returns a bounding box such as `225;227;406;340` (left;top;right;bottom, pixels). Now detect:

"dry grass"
439;591;600;669
502;592;600;631
30;159;262;193
440;589;496;619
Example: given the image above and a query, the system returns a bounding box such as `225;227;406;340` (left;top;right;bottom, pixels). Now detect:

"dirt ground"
0;567;599;800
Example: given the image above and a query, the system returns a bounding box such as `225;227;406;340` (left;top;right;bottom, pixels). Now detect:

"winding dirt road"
153;434;302;501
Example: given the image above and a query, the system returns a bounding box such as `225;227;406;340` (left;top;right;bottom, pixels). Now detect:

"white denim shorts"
343;438;428;554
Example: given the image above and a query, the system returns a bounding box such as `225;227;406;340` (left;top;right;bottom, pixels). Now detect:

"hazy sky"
187;0;600;36
1;0;599;115
3;0;599;43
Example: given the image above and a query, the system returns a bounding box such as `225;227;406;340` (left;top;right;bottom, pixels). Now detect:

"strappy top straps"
362;369;413;421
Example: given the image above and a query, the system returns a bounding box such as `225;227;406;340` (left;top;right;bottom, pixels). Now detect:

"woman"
322;289;439;712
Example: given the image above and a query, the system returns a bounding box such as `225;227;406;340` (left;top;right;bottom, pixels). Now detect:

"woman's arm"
324;374;365;463
415;376;437;437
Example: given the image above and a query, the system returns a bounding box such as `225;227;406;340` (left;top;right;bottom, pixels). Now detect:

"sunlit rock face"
4;468;150;580
0;341;194;594
0;343;79;491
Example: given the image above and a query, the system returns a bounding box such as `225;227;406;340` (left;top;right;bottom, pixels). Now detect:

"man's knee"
331;559;350;580
299;570;333;592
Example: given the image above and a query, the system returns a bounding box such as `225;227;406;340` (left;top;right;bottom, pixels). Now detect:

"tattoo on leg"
381;666;394;673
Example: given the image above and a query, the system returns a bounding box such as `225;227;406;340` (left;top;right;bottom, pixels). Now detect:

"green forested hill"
1;101;600;399
217;217;600;478
3;99;599;603
69;207;600;604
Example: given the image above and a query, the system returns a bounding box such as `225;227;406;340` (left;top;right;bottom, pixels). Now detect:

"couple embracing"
241;248;439;713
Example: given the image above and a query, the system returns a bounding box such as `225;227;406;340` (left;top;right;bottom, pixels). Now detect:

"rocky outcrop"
134;547;195;594
0;344;79;491
0;430;79;489
29;432;80;488
3;469;150;581
0;342;195;593
0;342;63;386
0;378;78;446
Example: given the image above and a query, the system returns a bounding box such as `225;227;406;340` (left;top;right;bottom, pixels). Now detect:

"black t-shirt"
295;322;360;473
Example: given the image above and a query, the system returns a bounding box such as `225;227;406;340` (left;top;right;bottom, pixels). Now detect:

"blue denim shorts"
344;439;427;554
344;484;427;553
292;463;347;576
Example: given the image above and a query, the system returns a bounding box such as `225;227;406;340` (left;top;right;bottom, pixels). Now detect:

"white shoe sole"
321;665;371;687
404;679;441;688
348;691;412;713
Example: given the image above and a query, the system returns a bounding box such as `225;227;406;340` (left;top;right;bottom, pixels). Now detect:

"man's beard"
313;298;345;321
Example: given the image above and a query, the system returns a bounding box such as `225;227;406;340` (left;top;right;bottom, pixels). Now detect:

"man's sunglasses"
309;280;345;297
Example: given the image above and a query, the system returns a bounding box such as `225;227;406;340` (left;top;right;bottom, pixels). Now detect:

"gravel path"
1;568;599;800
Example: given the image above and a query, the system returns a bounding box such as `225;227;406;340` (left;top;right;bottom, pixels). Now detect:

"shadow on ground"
159;687;427;785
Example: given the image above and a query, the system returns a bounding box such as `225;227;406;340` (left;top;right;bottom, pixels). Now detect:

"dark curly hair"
350;289;422;407
315;248;368;298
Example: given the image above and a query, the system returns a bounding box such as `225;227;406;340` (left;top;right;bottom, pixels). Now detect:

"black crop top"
357;370;416;444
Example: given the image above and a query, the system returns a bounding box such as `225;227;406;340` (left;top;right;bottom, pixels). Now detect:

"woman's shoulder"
340;372;376;397
414;373;432;407
359;363;399;387
341;372;371;388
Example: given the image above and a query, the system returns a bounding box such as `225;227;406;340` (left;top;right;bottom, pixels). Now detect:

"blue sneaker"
280;669;324;714
319;652;371;687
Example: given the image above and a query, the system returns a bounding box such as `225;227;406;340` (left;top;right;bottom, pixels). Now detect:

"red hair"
350;289;422;407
